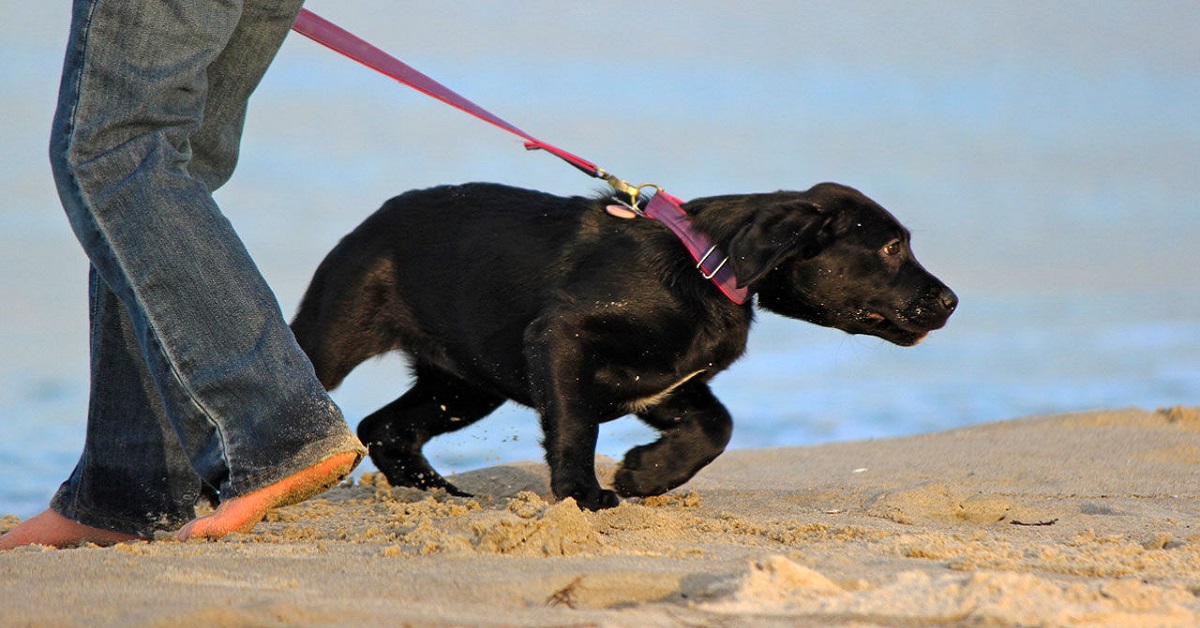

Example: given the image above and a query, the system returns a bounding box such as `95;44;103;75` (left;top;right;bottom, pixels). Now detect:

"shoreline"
4;407;1199;626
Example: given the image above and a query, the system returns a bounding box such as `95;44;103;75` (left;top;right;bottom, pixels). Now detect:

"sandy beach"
3;406;1199;627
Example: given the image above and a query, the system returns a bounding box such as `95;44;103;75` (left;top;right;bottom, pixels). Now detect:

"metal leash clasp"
598;168;640;202
597;168;662;215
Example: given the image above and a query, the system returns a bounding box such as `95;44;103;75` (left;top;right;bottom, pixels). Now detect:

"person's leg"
14;0;362;546
0;265;359;547
187;0;306;192
0;270;199;549
166;0;365;540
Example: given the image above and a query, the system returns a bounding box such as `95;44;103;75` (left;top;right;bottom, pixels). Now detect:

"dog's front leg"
524;315;621;511
614;382;733;497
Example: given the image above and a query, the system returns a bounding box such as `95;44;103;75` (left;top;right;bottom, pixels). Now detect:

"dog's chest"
604;320;748;415
623;369;705;413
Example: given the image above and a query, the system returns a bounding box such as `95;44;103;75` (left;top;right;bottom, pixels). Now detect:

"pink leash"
291;9;749;304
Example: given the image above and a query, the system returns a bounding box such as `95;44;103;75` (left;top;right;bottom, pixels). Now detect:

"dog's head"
696;183;957;346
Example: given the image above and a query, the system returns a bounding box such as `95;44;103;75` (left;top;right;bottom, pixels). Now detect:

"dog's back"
292;183;592;394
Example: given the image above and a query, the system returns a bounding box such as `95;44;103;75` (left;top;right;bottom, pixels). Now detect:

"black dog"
291;182;957;510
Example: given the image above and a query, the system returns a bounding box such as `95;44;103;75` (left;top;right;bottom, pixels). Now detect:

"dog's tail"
291;247;401;390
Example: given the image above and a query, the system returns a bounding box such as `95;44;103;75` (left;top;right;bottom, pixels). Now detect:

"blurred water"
2;1;1198;518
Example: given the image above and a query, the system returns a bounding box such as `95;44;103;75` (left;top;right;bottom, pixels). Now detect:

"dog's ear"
727;200;835;288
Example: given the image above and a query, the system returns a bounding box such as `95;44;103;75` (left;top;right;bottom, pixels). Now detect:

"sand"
3;407;1200;627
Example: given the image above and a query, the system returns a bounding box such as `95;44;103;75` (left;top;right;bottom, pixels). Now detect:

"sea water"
2;2;1197;518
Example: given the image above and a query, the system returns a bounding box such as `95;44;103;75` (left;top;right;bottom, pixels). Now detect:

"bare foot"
176;451;358;542
0;509;147;550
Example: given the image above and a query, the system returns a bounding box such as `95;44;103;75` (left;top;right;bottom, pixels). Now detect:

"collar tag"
605;202;642;219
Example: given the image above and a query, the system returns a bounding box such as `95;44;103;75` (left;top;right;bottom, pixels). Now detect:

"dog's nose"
938;287;959;314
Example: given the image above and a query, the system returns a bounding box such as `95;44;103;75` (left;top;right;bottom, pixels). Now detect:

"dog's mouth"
856;309;932;347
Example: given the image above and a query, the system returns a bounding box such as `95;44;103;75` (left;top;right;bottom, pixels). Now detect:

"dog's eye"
882;240;903;256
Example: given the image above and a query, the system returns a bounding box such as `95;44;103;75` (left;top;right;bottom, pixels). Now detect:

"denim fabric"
49;0;364;537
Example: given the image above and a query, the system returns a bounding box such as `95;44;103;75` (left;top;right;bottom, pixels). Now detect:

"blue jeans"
49;0;364;537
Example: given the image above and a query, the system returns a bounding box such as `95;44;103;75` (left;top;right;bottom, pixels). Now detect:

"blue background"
2;1;1197;518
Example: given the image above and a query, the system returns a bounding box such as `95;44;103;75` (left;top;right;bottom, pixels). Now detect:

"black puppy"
291;182;957;510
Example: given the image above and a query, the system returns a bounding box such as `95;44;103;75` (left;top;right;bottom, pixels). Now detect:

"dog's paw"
371;450;471;497
614;444;705;499
568;487;621;511
612;466;665;498
612;445;678;497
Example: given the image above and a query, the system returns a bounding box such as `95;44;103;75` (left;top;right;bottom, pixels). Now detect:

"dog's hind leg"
613;382;733;497
358;365;505;496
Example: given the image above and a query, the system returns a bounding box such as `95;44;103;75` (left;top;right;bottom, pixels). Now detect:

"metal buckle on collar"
696;245;730;280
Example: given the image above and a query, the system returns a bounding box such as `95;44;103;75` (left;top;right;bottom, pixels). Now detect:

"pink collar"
615;192;749;304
